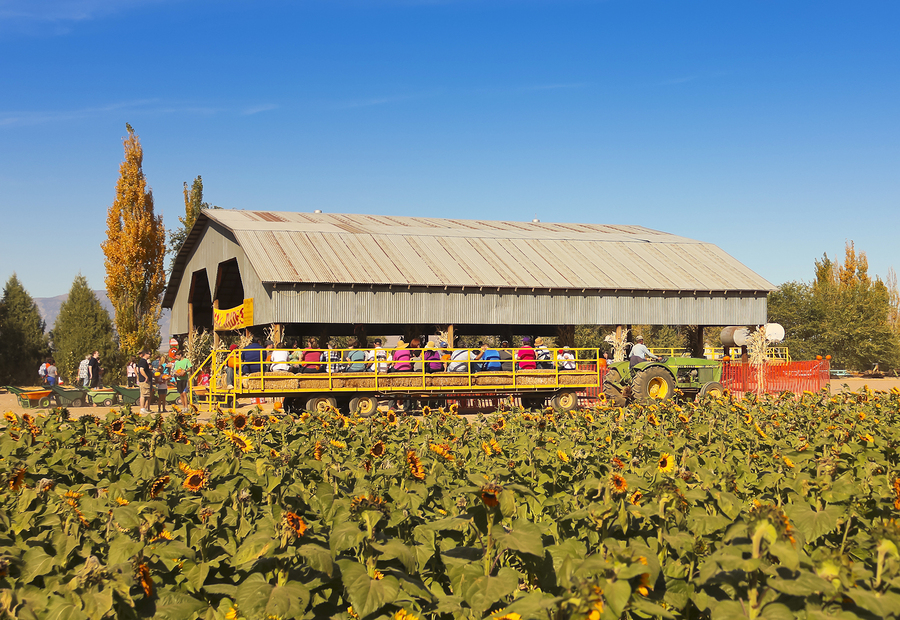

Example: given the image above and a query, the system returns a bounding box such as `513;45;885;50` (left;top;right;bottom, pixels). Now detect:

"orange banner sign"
213;298;254;330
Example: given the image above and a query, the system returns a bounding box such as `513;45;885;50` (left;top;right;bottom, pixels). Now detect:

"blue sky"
1;0;898;299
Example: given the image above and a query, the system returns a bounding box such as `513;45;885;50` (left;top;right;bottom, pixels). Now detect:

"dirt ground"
3;378;899;420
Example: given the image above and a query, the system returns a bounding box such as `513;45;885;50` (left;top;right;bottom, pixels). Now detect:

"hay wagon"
192;346;607;415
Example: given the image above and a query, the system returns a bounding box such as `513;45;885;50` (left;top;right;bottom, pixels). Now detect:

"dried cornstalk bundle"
604;328;630;362
265;323;284;347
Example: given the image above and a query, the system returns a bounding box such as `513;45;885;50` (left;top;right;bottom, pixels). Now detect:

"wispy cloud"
0;99;220;127
334;90;440;110
242;104;279;116
522;82;588;91
0;0;169;22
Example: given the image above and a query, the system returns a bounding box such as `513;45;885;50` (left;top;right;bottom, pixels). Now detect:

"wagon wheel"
72;398;83;408
102;398;114;407
632;367;675;404
39;397;52;408
354;396;378;418
555;390;578;412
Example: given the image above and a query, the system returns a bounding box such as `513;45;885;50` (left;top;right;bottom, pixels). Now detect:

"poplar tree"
50;275;118;383
101;124;166;357
0;274;49;384
167;175;219;273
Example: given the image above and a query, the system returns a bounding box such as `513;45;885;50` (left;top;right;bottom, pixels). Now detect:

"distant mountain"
35;290;172;343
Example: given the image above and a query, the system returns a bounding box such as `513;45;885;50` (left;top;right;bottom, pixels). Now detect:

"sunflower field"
3;388;900;620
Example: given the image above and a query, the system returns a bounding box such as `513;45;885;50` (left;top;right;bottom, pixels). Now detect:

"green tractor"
602;356;724;405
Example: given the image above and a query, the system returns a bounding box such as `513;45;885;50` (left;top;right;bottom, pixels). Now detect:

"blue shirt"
241;343;264;374
481;349;501;371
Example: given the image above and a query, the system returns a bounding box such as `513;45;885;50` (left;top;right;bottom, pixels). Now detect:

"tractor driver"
629;336;659;368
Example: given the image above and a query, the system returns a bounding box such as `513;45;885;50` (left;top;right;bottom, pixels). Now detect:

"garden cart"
50;384;88;407
85;387;118;407
6;386;54;409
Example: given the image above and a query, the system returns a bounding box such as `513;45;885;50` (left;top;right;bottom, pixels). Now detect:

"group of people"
134;349;194;414
227;335;580;381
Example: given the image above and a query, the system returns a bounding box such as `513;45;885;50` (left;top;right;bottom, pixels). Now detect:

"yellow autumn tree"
102;123;166;356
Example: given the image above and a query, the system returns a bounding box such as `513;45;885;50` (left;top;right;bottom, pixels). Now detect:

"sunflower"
282;511;308;537
330;439;347;449
755;423;768;439
637;573;652;596
350;494;389;515
610;473;628;495
394;610;420;620
678;414;689;424
584;413;595;424
214;418;227;430
743;413;753;424
658;453;675;473
406;450;426;480
429;443;454;461
481;441;492;455
647;412;660;427
422;405;432;416
555;449;569;463
783;457;795;469
110;419;125;435
861;433;874;443
490;438;502;454
115;497;129;506
178;461;191;474
232;413;249;431
492;614;521;620
136;563;153;597
313;441;323;461
8;468;25;491
370;441;386;457
4;412;18;424
224;431;253;453
630;490;643;505
149;475;170;498
449;403;459;415
480;484;502;507
251;416;266;430
612;456;625;470
492;417;506;432
182;469;208;492
225;606;239;620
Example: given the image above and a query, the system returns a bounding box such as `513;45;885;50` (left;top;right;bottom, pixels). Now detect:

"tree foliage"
167;175;219;272
102;124;166;358
768;242;900;371
50;274;118;383
0;274;49;384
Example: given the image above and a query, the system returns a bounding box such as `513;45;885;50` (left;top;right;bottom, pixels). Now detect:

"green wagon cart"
113;385;181;407
85;387;118;407
6;386;54;409
50;384;88;407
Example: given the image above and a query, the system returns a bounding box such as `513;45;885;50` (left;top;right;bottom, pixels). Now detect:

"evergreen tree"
0;274;49;384
50;275;118;383
167;175;219;273
102;123;166;357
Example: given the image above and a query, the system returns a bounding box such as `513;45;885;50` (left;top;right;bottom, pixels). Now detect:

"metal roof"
163;210;773;307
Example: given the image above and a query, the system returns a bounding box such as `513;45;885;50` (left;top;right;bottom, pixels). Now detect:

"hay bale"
559;373;595;385
474;373;515;386
243;371;299;390
380;374;428;388
335;375;377;389
515;371;557;386
295;376;331;390
426;374;470;387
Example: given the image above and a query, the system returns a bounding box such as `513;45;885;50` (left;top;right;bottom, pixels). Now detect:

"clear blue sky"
1;0;897;299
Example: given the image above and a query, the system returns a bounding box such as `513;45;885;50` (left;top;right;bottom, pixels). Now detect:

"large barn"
162;210;773;345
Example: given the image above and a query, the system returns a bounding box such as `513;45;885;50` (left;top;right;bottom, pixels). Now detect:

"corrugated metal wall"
269;287;767;326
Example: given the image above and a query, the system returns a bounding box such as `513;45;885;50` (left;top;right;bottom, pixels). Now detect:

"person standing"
126;358;137;387
155;366;169;413
46;359;59;386
173;351;193;409
78;354;91;387
88;351;101;389
137;350;152;414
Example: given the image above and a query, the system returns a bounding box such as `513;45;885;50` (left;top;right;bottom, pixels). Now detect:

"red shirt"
516;347;536;370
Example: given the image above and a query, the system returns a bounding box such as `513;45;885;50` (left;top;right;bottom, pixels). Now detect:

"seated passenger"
423;342;444;373
389;340;413;372
367;339;389;373
629;336;659;369
498;340;514;371
325;341;343;373
344;340;367;372
558;346;576;370
241;336;264;375
447;348;473;372
300;338;324;373
535;337;552;369
516;337;537;370
477;344;502;371
270;347;290;372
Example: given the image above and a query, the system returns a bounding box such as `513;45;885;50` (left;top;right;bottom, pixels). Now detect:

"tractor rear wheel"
602;369;627;406
699;381;725;400
633;367;675;404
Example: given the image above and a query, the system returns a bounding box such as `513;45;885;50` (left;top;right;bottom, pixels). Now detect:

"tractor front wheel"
633;367;675;404
602;369;627;406
699;381;725;400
